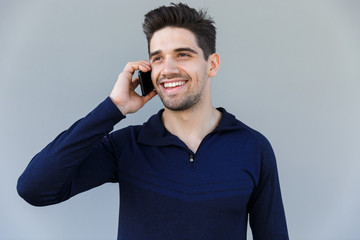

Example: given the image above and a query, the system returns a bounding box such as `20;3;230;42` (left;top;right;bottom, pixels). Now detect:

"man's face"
149;27;212;111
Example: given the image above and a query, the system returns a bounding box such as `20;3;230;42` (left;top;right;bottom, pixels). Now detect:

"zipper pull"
188;153;195;169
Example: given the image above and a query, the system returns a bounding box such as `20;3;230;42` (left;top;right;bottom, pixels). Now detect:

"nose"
161;57;179;77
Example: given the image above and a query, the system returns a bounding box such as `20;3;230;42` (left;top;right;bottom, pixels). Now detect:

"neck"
162;102;221;152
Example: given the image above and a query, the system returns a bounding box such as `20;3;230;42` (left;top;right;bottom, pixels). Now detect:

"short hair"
143;3;216;60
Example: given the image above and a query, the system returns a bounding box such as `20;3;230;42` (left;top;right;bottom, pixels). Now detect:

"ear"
207;53;220;77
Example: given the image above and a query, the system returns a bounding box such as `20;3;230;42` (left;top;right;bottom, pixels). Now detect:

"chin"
161;95;201;112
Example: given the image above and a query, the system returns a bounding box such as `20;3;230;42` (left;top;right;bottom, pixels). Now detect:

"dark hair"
143;3;216;60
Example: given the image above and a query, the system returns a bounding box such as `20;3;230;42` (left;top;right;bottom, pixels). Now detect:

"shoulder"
218;107;273;152
108;109;164;145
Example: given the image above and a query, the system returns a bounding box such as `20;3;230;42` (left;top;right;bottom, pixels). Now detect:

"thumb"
142;90;157;105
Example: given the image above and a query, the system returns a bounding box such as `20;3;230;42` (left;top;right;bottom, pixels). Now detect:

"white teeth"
164;81;185;88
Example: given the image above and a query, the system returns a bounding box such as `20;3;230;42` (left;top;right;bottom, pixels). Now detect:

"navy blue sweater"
17;97;289;239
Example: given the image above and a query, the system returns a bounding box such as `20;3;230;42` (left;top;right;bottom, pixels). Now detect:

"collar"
137;108;245;147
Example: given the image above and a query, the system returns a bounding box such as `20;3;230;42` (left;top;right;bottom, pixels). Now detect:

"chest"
117;134;261;202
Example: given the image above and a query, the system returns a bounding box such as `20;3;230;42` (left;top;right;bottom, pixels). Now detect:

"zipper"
188;152;195;169
186;133;215;169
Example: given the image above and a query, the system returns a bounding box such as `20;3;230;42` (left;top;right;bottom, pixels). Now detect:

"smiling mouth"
162;81;186;89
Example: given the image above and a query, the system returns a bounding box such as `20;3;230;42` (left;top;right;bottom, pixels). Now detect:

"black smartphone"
138;70;154;96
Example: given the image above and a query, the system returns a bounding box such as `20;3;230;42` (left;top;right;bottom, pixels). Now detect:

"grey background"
1;0;359;239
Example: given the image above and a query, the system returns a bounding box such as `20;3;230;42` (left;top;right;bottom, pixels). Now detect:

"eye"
152;56;162;63
178;52;190;58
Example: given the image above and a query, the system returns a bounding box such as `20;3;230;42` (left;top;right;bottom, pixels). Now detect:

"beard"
159;91;202;111
157;73;205;111
156;72;207;111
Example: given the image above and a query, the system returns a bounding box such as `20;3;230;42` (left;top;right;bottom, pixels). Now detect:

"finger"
132;76;139;82
138;60;151;66
123;61;150;74
129;77;140;91
142;90;157;104
138;63;151;72
132;78;140;89
122;62;137;74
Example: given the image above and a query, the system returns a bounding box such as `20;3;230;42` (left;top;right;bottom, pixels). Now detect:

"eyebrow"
174;47;198;54
149;47;199;59
149;50;161;59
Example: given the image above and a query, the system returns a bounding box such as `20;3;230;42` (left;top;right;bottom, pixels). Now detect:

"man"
18;3;289;240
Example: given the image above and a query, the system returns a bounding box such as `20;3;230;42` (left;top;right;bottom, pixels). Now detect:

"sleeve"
247;137;289;240
17;97;125;206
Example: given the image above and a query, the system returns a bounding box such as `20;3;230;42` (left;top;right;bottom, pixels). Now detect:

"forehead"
149;27;200;53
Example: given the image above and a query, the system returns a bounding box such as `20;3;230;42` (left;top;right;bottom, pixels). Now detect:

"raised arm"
17;61;156;206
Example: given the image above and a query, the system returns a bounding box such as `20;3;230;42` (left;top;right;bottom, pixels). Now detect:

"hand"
110;61;157;115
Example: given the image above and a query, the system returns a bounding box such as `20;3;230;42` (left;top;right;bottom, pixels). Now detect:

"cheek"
180;63;198;77
192;65;208;80
150;67;160;84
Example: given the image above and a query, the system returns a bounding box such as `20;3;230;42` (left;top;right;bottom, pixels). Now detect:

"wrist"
109;96;128;116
